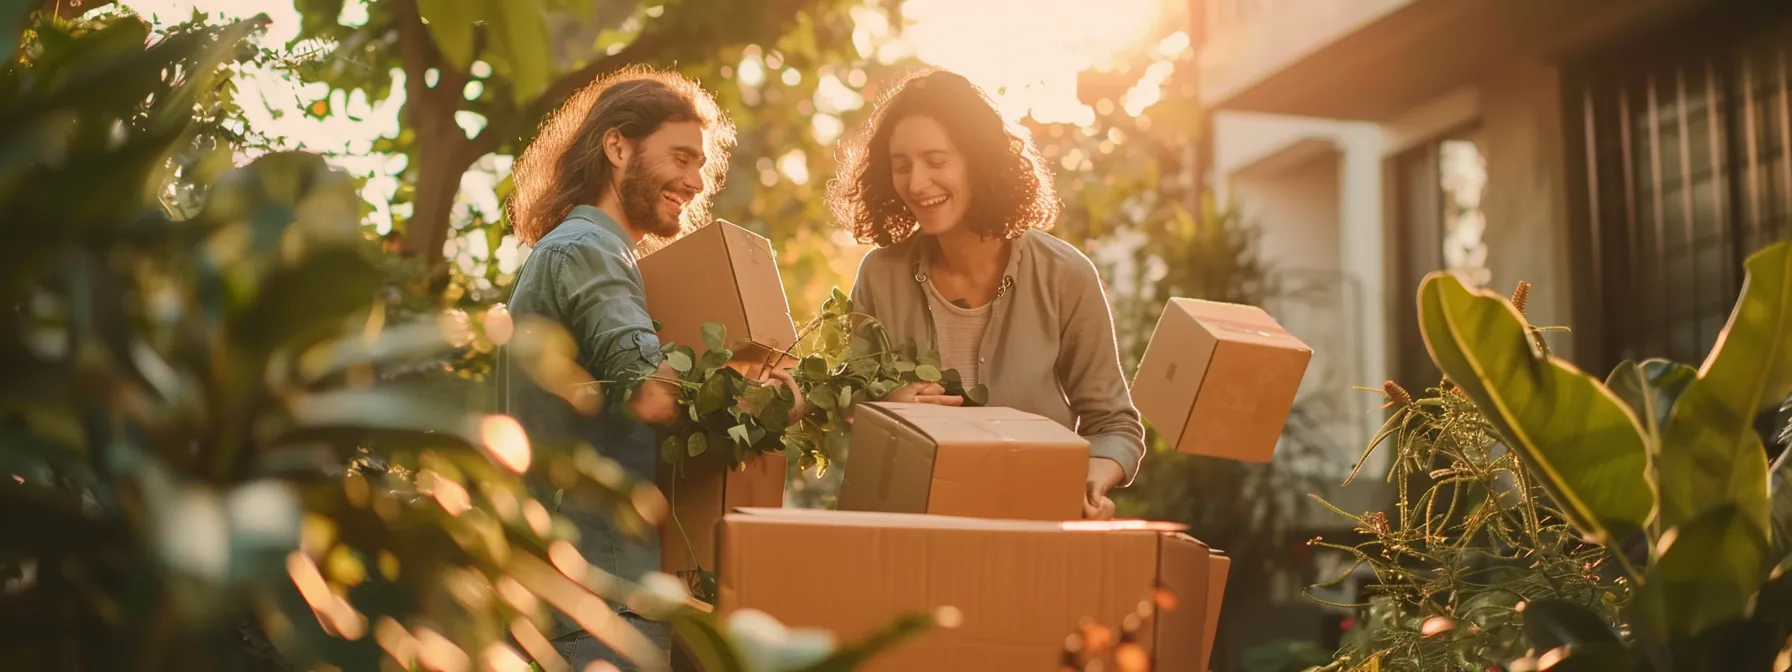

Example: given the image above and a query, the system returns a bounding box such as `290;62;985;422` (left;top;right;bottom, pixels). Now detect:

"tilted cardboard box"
717;508;1230;672
638;220;798;376
838;403;1088;521
1131;299;1313;463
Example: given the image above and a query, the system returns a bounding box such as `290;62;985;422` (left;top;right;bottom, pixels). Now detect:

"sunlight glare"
900;0;1163;122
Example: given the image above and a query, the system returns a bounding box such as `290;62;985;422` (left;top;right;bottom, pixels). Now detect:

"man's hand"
886;381;963;406
1083;458;1125;520
625;360;682;427
758;367;808;419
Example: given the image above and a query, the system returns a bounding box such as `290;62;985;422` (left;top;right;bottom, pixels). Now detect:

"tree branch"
391;0;432;132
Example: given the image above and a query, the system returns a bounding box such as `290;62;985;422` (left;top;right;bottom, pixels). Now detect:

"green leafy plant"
1333;240;1792;671
1307;372;1627;671
642;289;989;476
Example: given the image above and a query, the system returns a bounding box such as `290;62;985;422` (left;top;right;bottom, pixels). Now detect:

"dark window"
1568;7;1792;370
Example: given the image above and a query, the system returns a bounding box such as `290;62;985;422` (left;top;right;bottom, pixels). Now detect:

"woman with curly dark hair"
831;69;1145;520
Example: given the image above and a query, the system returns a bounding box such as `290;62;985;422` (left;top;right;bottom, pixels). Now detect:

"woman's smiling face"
888;115;972;236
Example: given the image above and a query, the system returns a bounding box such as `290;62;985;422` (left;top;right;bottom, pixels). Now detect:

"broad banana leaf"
1417;273;1653;546
1656;242;1792;538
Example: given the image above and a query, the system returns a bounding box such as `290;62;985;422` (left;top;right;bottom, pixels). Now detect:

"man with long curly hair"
831;69;1146;520
501;66;732;670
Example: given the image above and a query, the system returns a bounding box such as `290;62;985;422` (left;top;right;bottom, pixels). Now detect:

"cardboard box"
717;508;1229;671
638;220;798;375
1131;299;1313;463
838;403;1089;521
657;449;786;591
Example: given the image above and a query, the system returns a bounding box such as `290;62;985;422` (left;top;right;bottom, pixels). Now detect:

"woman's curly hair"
828;68;1060;247
509;65;734;246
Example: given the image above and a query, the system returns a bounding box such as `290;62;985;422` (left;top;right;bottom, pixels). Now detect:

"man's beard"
618;157;689;238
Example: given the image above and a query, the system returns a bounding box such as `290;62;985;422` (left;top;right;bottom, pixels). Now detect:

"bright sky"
119;0;1181;280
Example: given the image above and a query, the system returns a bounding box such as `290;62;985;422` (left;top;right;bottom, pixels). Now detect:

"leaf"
667;350;693;374
1523;599;1620;651
1606;359;1696;447
915;364;942;383
415;0;482;70
697;349;732;374
687;432;708;458
666;613;750;672
1629;504;1769;641
964;384;990;407
793;611;934;672
727;424;750;446
482;0;553;104
694;375;731;415
799;356;829;380
1417;272;1653;545
837;385;852;410
233;248;381;352
739;384;775;415
661;436;679;464
1658;242;1792;537
759;399;790;435
701;322;727;354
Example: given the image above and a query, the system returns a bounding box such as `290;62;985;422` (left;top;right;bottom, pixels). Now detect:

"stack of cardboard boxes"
640;222;1314;670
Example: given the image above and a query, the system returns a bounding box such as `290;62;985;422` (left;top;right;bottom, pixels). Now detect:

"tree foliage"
288;0;894;285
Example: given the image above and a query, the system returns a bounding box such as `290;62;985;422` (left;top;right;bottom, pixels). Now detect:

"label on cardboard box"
1131;299;1312;463
838;403;1088;521
717;508;1226;672
638;221;798;372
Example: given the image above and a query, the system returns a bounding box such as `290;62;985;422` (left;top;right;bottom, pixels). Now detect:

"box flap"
1200;552;1231;672
1153;534;1211;672
837;404;938;515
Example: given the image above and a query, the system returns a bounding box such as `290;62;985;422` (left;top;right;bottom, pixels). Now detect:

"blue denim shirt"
502;205;662;633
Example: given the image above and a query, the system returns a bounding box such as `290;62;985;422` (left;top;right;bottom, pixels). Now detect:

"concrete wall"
1211;111;1390;492
1474;58;1580;361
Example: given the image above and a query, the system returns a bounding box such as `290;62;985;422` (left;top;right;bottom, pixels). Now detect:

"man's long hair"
509;66;734;245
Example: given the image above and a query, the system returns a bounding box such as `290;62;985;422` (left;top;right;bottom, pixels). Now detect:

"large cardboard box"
838;403;1088;521
658;450;786;592
1132;299;1313;463
638;220;798;375
717;508;1229;671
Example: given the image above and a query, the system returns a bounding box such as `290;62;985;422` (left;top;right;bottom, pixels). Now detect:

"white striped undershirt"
922;279;991;389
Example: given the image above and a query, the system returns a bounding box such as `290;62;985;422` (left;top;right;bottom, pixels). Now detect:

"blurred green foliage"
0;7;932;671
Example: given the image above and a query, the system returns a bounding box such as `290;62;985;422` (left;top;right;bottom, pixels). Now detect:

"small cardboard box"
657;450;786;591
717;508;1230;672
838;403;1088;521
638;220;798;375
1132;299;1313;463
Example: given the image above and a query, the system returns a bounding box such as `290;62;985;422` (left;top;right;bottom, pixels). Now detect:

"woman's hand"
1082;458;1125;520
885;381;964;406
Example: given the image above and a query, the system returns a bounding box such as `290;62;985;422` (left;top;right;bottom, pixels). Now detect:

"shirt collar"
566;205;638;252
912;233;1025;285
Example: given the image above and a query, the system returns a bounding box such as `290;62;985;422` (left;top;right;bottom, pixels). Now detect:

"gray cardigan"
849;230;1147;484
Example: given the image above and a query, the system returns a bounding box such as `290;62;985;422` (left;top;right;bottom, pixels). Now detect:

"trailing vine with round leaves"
637;287;991;476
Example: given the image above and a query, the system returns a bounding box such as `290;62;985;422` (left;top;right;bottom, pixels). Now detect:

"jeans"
552;614;672;671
